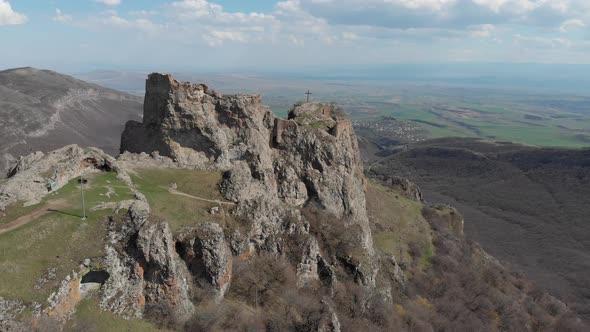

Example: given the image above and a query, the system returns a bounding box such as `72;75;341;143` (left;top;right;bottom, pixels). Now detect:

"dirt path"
165;187;236;206
0;200;68;235
367;156;390;172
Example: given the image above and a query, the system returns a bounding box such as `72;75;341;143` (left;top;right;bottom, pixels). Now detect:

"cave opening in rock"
81;270;110;284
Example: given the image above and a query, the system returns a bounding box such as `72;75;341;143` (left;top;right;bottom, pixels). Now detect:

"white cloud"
95;0;121;6
52;9;72;23
284;0;589;29
101;15;161;31
35;0;590;65
470;24;495;38
559;19;586;33
472;0;536;13
0;0;27;25
342;32;360;41
514;34;573;49
205;30;247;46
164;0;281;46
288;34;305;46
171;0;223;19
129;10;158;17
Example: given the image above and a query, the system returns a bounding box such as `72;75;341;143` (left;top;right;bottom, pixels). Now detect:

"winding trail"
164;187;236;206
0;200;68;235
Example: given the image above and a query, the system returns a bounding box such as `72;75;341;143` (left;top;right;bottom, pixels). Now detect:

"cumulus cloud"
100;15;161;32
0;0;27;25
559;19;586;33
514;34;573;49
52;9;72;23
281;0;589;29
470;24;495;38
205;30;247;46
42;0;590;64
165;0;281;45
95;0;121;6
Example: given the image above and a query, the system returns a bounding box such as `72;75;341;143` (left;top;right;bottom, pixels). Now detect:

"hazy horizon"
2;0;590;72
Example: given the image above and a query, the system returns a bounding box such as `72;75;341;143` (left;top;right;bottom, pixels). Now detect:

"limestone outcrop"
176;223;233;300
121;73;379;286
0;145;131;211
373;175;424;202
100;200;194;321
121;74;377;285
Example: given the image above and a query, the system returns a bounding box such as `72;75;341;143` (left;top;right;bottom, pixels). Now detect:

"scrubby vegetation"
367;137;590;321
145;179;589;332
2;166;587;331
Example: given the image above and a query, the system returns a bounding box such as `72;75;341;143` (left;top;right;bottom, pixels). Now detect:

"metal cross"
305;90;312;102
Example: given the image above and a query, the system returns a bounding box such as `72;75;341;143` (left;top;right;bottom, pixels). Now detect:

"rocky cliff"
2;74;586;331
121;73;378;288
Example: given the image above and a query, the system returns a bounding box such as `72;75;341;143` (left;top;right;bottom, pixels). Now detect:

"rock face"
0;145;130;211
100;200;194;321
176;223;233;300
373;175;424;202
121;73;378;286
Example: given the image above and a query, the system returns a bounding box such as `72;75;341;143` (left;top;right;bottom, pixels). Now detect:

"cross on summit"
305;90;312;102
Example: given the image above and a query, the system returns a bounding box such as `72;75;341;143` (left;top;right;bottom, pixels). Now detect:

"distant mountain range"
0;67;142;174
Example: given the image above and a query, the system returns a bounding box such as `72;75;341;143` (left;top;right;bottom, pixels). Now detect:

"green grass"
0;172;134;302
131;168;229;233
419;241;435;270
476;124;590;148
366;181;433;266
64;298;172;332
0;210;111;302
0;201;39;226
1;172;134;226
367;97;590;148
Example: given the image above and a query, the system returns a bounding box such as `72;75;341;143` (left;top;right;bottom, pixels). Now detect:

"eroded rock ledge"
121;73;379;288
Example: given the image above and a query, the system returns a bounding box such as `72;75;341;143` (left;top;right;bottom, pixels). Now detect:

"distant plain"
77;69;590;148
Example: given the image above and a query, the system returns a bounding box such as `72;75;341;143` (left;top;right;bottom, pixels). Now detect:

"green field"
65;299;171;332
0;169;220;330
131;168;232;234
0;172;134;302
257;81;590;148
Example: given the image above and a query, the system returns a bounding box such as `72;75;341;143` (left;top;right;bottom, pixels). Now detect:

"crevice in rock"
303;178;320;207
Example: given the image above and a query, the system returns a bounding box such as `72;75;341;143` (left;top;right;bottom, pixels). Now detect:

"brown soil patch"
0;199;69;235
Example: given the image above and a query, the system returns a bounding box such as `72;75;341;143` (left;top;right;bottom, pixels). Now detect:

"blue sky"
1;0;589;72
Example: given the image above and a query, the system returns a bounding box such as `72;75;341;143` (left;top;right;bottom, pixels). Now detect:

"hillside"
365;137;590;322
0;67;142;174
0;75;587;331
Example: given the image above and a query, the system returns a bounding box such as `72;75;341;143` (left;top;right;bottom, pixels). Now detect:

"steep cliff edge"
1;74;586;331
121;73;378;287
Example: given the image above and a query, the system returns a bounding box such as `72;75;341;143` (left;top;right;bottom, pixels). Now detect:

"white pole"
81;174;87;221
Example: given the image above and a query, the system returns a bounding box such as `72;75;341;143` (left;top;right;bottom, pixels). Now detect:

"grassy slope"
0;172;134;302
0;168;229;303
366;181;434;268
131;168;231;234
0;169;224;330
64;299;172;332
